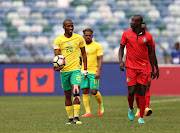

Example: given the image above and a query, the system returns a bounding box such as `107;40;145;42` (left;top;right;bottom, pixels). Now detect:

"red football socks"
127;94;134;110
139;96;146;118
145;90;150;108
135;92;140;108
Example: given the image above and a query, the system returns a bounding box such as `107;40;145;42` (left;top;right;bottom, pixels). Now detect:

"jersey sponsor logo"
127;77;130;82
54;44;58;48
142;63;146;66
4;68;28;93
30;68;54;93
68;42;71;45
142;37;147;42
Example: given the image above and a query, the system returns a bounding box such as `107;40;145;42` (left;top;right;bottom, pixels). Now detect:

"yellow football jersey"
81;41;103;74
54;33;85;72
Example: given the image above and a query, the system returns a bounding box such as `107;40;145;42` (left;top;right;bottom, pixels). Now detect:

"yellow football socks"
93;91;103;106
73;104;80;117
83;94;91;113
65;106;73;119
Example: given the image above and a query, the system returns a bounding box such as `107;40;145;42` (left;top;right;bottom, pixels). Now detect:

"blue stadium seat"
107;1;116;8
94;36;105;42
88;6;98;12
96;19;104;26
19;32;29;39
42;12;53;19
42;32;53;38
65;7;75;14
0;25;7;31
66;13;76;20
24;2;34;8
30;32;41;38
49;19;62;26
26;19;35;26
52;8;64;14
109;43;119;49
118;18;129;26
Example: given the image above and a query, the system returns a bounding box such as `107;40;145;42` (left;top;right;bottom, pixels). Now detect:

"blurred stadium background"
0;0;180;63
0;0;180;132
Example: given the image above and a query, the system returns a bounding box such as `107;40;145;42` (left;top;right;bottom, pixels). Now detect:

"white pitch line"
150;98;180;103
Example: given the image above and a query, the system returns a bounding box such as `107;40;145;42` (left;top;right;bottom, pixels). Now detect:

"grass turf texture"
0;96;180;133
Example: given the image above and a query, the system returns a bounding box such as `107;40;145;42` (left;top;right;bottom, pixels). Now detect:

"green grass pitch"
0;96;180;133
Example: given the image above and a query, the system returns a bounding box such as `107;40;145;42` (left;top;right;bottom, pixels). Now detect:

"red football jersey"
120;29;153;70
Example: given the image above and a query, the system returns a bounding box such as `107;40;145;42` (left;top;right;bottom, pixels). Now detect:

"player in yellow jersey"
53;19;88;124
80;28;104;117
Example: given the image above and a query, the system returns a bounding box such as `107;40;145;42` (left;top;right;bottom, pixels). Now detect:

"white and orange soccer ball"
53;55;66;69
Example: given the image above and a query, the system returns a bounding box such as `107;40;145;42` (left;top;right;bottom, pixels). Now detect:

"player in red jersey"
135;23;159;117
119;15;156;123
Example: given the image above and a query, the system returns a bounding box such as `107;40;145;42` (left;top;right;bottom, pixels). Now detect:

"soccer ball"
53;55;66;69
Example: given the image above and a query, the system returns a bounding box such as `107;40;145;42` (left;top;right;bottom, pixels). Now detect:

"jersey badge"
127;77;130;82
68;42;71;45
142;37;147;42
74;41;77;45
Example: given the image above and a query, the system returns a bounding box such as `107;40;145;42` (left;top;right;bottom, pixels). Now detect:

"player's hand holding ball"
53;55;66;71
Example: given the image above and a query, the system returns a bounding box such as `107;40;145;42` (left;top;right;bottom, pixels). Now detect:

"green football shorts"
60;70;81;91
80;74;99;90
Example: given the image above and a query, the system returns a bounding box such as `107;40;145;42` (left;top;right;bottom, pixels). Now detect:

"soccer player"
119;15;156;123
135;23;159;117
53;19;88;124
171;42;180;64
80;28;104;117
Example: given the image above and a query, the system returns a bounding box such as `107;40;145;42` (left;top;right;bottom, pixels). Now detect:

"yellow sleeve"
97;44;103;56
53;37;61;49
79;36;85;48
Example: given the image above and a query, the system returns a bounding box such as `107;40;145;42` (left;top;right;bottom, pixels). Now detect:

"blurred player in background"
135;23;159;117
80;28;104;117
171;42;180;64
119;15;156;123
53;19;88;124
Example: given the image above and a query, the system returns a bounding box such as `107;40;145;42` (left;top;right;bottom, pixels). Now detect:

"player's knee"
83;88;89;94
90;89;97;95
73;94;81;102
65;93;71;100
128;91;135;97
73;85;80;101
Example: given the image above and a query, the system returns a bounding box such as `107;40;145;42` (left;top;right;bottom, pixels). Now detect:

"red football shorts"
148;71;152;82
126;68;148;86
